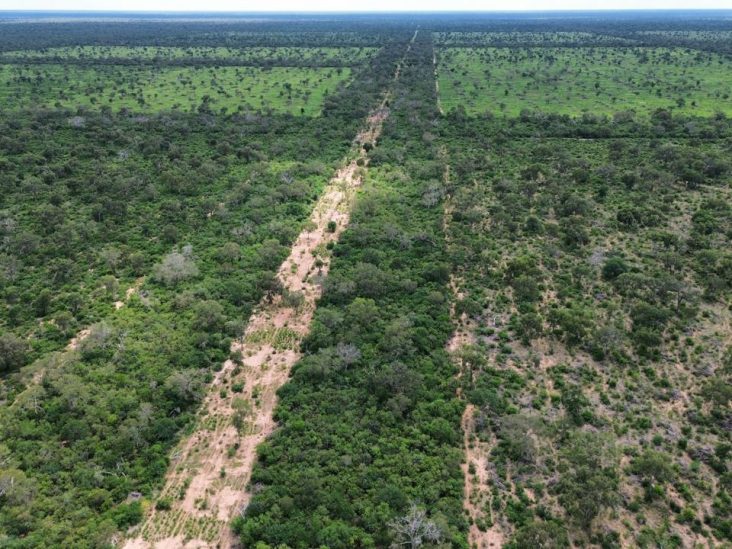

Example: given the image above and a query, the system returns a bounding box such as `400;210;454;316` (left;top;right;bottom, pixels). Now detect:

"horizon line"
2;8;732;13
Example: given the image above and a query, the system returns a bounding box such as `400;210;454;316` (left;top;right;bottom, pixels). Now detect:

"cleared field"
638;30;732;40
0;45;378;65
0;64;351;114
437;47;732;116
434;31;636;46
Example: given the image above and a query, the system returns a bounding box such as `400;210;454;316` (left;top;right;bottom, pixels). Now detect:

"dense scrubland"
0;11;731;549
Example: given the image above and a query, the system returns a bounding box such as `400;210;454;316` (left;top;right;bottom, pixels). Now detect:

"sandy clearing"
69;278;142;349
123;34;417;549
66;327;91;351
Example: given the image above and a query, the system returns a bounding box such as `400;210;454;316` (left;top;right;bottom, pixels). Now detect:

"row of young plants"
0;41;408;547
234;33;469;548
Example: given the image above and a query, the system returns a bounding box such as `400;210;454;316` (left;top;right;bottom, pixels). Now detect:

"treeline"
432;31;732;53
0;54;369;69
626;30;732;57
443;108;732;139
234;32;468;548
430;15;732;56
429;12;732;35
0;22;404;52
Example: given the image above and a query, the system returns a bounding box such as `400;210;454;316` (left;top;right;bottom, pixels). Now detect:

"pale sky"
2;0;732;12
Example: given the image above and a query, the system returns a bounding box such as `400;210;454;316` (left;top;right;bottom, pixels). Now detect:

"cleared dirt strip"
441;154;505;548
123;33;417;549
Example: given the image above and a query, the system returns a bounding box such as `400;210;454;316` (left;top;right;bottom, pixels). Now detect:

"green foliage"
235;34;466;548
2;14;732;548
508;520;570;549
555;432;620;528
0;333;28;373
0;28;404;547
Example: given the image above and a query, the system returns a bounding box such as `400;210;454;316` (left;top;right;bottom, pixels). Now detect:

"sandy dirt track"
123;33;417;549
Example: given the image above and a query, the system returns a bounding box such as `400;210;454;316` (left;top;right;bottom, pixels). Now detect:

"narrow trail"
8;278;143;406
442;157;504;547
433;50;444;116
123;31;417;549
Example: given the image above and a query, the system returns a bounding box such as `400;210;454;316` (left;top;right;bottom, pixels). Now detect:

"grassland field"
436;45;732;116
0;64;352;114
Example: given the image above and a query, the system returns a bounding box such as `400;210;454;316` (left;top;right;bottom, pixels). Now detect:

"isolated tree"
602;257;629;281
389;503;441;548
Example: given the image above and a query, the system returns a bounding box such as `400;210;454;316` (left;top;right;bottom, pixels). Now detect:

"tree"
165;371;202;405
34;289;52;317
0;333;28;373
100;275;119;298
79;322;115;360
561;384;592;426
193;300;225;332
335;342;361;368
548;305;593;346
512;275;541;304
153;249;199;286
556;432;620;530
0;468;35;506
218;241;241;262
632;450;674;484
100;246;122;274
510;520;569;549
499;414;543;465
590;325;625;361
602;257;629;281
389;503;441;548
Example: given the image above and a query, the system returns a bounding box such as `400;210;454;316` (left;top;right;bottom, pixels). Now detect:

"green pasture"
437;47;732;116
0;64;351;114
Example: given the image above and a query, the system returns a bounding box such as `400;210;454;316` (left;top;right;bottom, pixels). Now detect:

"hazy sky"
3;0;732;11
